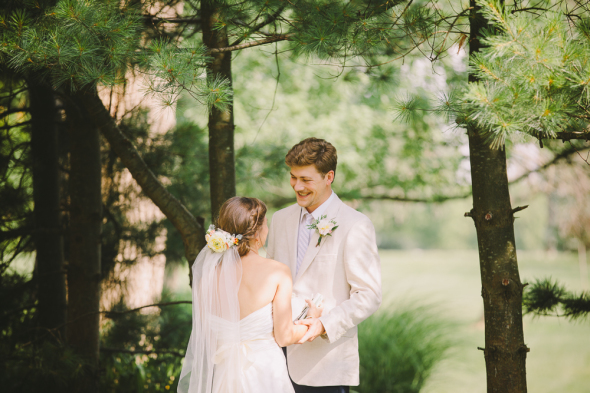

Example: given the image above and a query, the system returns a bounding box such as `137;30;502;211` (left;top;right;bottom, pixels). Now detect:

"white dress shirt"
296;191;337;274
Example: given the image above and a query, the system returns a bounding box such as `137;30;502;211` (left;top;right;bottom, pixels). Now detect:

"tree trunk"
202;0;236;220
578;239;588;291
78;91;205;272
27;79;67;340
544;191;559;253
64;89;102;393
468;1;528;392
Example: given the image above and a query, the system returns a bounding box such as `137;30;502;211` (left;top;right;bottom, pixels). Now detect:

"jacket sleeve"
318;217;382;343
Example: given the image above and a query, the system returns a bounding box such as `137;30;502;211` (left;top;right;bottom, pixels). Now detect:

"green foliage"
99;293;192;392
0;0;230;109
0;270;85;390
0;78;34;267
523;278;590;320
286;0;438;60
193;46;468;208
460;0;590;147
1;0;142;87
357;303;452;393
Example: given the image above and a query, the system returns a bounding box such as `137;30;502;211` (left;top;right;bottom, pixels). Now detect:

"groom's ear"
325;170;335;185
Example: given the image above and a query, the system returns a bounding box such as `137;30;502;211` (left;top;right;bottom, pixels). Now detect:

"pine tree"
391;2;590;391
461;0;590;146
463;0;590;327
28;76;67;342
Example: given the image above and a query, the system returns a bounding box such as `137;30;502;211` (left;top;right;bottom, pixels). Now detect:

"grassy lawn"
379;249;590;393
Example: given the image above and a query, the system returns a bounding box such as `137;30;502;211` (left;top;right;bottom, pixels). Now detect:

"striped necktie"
296;213;313;275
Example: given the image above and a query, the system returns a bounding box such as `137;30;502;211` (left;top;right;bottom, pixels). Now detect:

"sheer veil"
178;246;243;393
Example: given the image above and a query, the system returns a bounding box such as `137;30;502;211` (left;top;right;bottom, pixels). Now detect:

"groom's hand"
295;318;325;344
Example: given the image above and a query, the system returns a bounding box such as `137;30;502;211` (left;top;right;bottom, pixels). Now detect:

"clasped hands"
295;299;325;344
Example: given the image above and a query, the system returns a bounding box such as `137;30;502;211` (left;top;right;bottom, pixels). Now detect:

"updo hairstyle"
216;196;267;256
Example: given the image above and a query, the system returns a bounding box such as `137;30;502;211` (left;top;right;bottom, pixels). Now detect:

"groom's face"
289;165;333;213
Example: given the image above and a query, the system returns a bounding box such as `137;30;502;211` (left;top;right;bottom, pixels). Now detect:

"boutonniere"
307;215;338;247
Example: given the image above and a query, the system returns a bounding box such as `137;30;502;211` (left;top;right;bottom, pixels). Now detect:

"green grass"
379;250;590;393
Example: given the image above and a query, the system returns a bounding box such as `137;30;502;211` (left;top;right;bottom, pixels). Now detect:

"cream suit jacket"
266;194;382;387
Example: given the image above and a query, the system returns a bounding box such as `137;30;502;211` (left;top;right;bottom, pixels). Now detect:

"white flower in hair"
206;224;243;253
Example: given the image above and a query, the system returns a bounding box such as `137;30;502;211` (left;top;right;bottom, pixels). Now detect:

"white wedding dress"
178;246;294;393
210;302;294;393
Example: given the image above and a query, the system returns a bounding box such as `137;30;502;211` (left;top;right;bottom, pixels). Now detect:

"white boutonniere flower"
307;215;338;247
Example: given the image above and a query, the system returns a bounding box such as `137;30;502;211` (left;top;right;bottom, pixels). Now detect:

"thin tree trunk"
202;0;236;220
78;91;205;271
28;79;66;340
468;1;528;392
544;190;559;253
65;89;102;393
578;239;588;291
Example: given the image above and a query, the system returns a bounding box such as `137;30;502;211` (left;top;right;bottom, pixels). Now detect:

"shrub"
356;303;452;393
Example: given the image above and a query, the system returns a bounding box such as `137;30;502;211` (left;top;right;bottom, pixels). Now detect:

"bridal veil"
178;246;243;393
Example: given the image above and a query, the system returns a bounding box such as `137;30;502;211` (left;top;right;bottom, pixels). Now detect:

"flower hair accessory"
307;215;338;247
205;225;243;253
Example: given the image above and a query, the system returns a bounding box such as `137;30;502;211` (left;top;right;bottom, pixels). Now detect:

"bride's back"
238;252;283;319
214;196;283;320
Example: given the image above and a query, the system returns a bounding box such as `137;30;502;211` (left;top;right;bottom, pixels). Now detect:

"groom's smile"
289;165;334;214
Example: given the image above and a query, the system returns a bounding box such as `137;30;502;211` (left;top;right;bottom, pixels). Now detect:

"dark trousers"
282;348;350;393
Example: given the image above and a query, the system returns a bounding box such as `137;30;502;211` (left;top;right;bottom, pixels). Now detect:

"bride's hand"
305;299;323;319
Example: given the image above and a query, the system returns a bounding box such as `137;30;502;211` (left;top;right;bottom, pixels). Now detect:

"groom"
267;138;382;393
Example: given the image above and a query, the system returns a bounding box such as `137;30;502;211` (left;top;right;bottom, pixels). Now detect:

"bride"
177;196;322;393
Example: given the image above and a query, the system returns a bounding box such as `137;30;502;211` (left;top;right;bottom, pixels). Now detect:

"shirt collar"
300;191;337;222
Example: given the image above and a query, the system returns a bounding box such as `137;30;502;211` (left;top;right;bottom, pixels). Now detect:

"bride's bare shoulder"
261;257;291;279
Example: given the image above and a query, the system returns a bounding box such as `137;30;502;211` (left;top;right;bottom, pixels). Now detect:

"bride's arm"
272;263;308;347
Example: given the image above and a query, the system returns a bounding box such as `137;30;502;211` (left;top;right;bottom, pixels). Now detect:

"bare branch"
103;301;191;317
0;107;30;118
509;144;590;185
229;5;287;47
143;15;201;24
209;34;293;53
101;347;184;357
553;131;590;142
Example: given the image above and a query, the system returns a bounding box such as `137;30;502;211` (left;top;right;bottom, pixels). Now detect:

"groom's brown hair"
285;138;338;180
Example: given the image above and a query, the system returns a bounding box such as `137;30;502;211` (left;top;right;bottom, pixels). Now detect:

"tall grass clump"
356;303;452;393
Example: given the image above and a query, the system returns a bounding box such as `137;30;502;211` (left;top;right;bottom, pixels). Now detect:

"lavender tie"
296;213;313;275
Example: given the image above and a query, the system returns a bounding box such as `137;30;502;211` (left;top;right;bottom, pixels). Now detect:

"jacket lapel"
295;195;343;282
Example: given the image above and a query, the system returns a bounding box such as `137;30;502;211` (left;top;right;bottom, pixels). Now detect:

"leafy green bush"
356;304;452;393
99;293;192;392
0;271;86;391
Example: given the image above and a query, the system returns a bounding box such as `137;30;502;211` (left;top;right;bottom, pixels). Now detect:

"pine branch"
511;7;549;14
229;5;287;47
209;34;293;54
523;278;590;320
143;15;202;24
0;303;37;319
0;121;32;130
553;132;590;142
509;144;590;184
101;347;184;357
18;300;192;348
360;193;471;203
0;227;33;243
103;301;191;317
0;87;28;98
0;107;30;118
